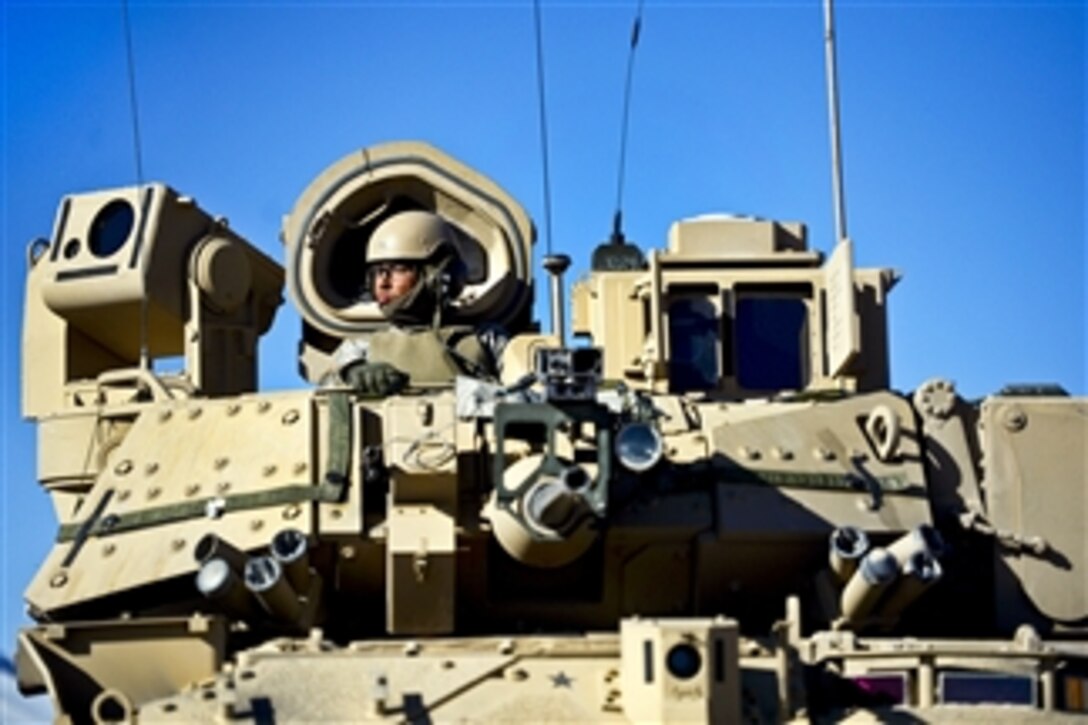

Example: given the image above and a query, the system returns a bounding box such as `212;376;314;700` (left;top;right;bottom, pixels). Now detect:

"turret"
279;141;536;384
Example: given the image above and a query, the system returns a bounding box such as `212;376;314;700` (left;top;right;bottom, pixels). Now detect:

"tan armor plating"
17;140;1088;724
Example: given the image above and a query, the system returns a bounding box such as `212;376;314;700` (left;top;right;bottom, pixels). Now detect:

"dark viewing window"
88;199;135;258
668;297;720;392
735;297;807;391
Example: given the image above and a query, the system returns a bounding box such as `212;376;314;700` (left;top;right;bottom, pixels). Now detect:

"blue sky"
1;0;1084;697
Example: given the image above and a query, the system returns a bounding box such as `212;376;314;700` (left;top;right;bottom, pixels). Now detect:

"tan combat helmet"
366;210;454;265
366;210;466;327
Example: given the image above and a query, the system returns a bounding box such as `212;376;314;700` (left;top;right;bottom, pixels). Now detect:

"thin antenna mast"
532;0;554;258
824;0;848;243
611;0;644;244
121;0;145;188
121;0;150;371
533;0;573;344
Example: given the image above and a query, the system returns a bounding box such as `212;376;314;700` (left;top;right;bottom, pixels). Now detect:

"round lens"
666;643;702;680
88;199;135;258
195;558;231;596
615;422;663;472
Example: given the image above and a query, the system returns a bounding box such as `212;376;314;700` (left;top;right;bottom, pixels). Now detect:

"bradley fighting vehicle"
14;140;1088;723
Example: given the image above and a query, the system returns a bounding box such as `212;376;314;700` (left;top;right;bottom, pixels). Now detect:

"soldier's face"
371;262;419;305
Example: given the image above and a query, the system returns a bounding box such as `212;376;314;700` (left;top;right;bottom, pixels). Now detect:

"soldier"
331;210;507;395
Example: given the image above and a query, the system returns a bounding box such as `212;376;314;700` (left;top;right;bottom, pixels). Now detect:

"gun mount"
14;141;1088;723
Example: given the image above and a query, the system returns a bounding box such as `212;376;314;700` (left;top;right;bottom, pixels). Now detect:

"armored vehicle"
14;140;1088;723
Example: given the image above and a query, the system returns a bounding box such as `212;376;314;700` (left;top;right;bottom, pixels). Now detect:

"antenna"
121;0;151;371
121;0;145;188
822;0;860;380
823;0;848;243
533;0;571;343
532;0;554;259
611;0;645;245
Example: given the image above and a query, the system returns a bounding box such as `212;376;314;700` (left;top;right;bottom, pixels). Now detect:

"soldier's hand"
341;361;409;396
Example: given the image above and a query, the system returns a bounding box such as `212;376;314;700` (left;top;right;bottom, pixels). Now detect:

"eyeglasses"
370;262;417;280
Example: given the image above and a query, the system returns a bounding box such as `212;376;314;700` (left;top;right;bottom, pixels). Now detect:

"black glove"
341;361;409;396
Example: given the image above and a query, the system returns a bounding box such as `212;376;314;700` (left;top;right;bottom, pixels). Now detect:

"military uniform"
331;323;506;385
328;210;507;393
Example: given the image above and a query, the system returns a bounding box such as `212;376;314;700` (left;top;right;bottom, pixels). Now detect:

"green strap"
61;489;115;565
716;466;921;495
438;328;490;381
319;391;352;503
56;484;324;543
